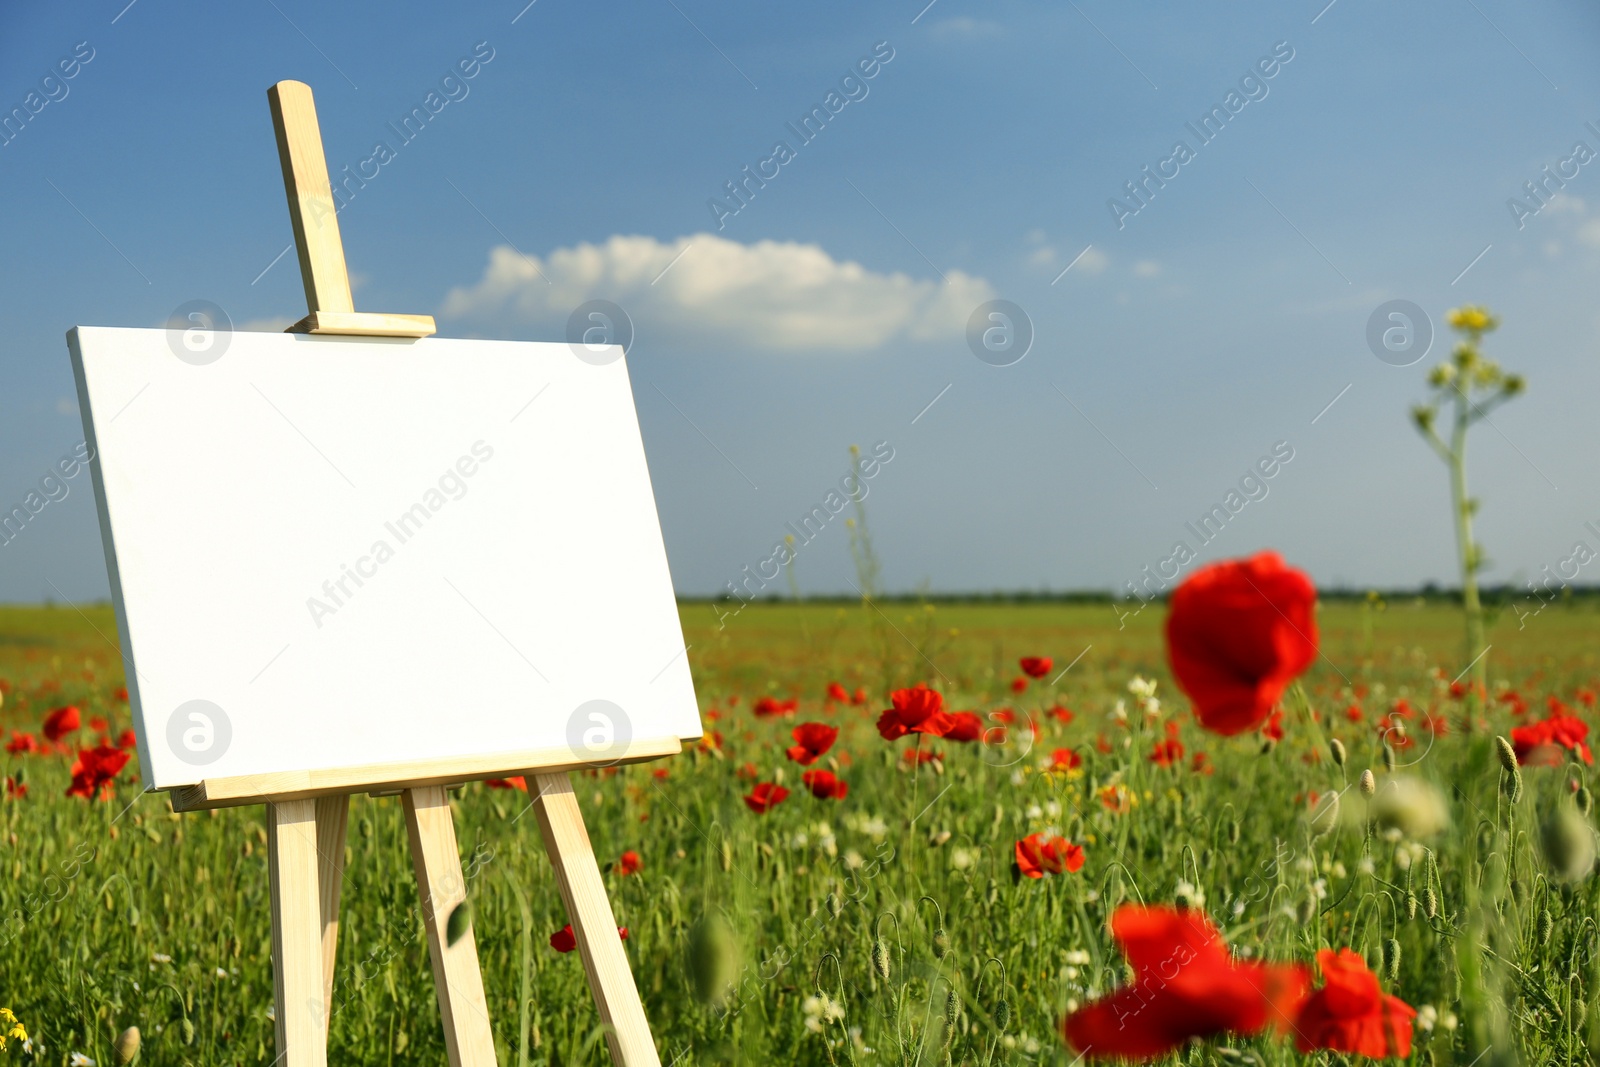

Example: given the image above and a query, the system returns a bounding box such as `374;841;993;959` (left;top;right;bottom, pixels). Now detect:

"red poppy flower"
1048;705;1075;724
66;743;130;801
743;782;789;814
1063;905;1309;1059
1344;703;1364;723
1511;712;1592;766
1190;751;1214;775
877;686;951;741
1019;656;1052;679
549;923;628;953
113;686;128;701
901;747;941;765
4;776;25;800
5;732;39;755
615;850;643;876
753;696;798;719
801;769;849;800
486;776;528;791
1009;677;1028;693
88;715;109;733
940;711;983;743
785;722;838;765
736;761;759;780
1294;948;1416;1057
1014;833;1084;878
1261;708;1286;742
1149;737;1185;768
43;705;81;742
850;687;868;705
1165;552;1319;736
115;728;138;750
1050;748;1082;772
696;731;724;753
1580;689;1597;708
826;682;849;703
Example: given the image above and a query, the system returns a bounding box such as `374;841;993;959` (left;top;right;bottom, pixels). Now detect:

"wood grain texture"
404;787;498;1067
169;737;681;811
287;311;437;337
533;772;661;1066
268;81;354;316
313;795;349;1011
268;799;329;1067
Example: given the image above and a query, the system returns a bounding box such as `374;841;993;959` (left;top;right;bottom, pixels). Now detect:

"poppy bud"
1371;777;1450;839
1259;738;1276;756
1541;804;1596;882
1382;938;1401;983
721;839;732;872
1330;739;1346;767
1359;770;1376;797
1405;890;1417;919
1382;743;1396;773
1227;819;1240;845
686;912;738;1007
1423;886;1439;919
114;1026;141;1065
932;928;949;959
181;1018;195;1046
1538;903;1554;943
944;989;961;1029
1309;792;1339;837
827;892;842;918
872;938;891;982
1494;735;1518;774
1579;787;1593;816
1502;763;1524;804
995;998;1011;1031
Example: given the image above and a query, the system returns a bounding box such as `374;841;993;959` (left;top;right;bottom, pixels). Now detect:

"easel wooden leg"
314;794;349;1011
268;799;329;1067
532;772;661;1067
403;786;498;1067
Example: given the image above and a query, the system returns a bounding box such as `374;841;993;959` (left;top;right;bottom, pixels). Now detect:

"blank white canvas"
67;326;701;790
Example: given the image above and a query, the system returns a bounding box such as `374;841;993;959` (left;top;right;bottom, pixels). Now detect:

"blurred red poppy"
1261;709;1286;742
801;769;848;800
877;686;951;741
1050;748;1082;772
1019;656;1052;679
113;686;128;701
1047;705;1075;724
549;923;628;953
66;743;130;801
785;722;838;765
615;850;643;876
1062;904;1309;1059
486;776;528;791
1165;552;1319;735
901;747;941;765
4;776;25;799
1512;712;1592;766
88;716;109;733
1294;948;1416;1058
940;711;983;743
850;688;868;705
43;705;81;742
1009;677;1028;693
1015;833;1084;878
1150;722;1185;767
826;682;849;703
5;732;39;755
115;728;138;750
753;696;798;719
743;782;789;814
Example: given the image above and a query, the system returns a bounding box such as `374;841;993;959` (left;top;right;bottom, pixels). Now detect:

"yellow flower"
1445;305;1497;333
0;1008;24;1050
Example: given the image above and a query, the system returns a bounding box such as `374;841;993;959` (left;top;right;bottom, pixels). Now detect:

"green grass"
1;597;1597;1065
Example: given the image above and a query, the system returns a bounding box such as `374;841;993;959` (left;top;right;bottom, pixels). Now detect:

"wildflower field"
1;587;1596;1067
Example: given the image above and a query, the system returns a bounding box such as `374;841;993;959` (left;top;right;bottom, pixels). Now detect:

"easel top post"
268;80;355;316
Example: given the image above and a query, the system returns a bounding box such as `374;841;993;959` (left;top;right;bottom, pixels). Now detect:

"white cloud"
440;233;995;353
1076;246;1109;274
1133;260;1162;278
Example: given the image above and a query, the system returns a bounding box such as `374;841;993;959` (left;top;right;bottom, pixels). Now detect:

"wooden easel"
228;80;666;1067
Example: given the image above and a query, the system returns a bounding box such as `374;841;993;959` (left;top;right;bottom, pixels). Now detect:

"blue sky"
3;0;1600;603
